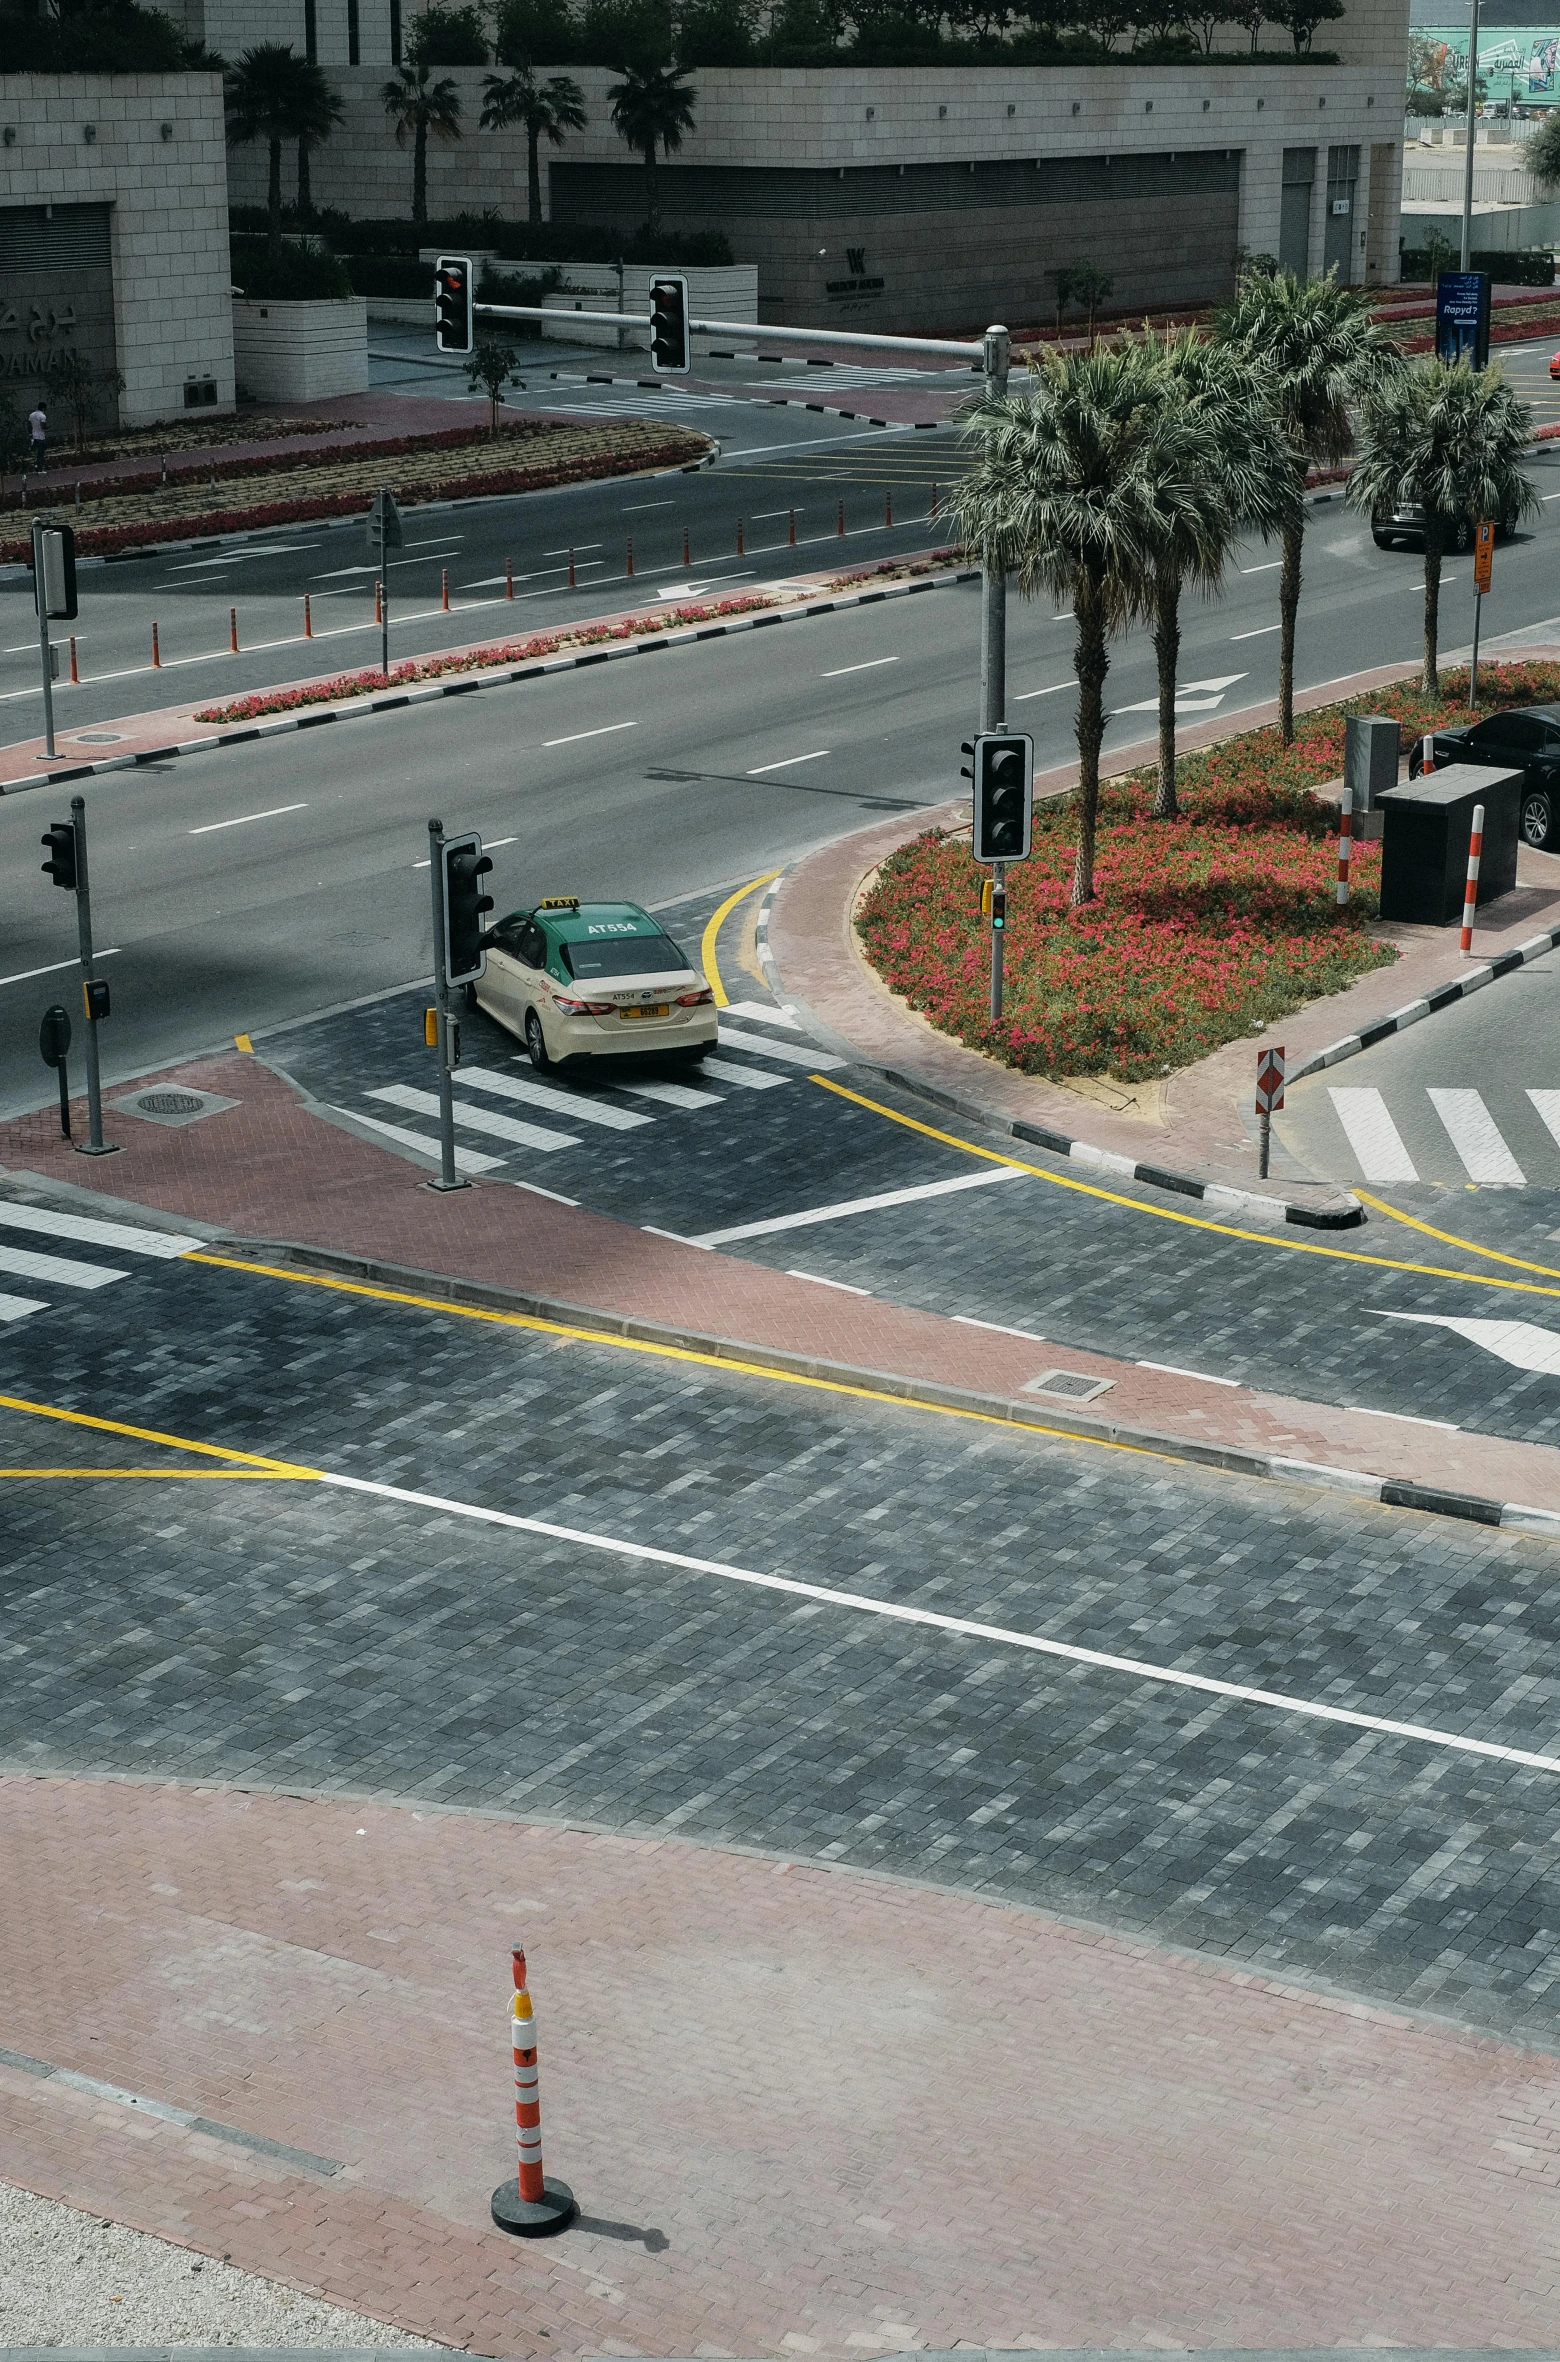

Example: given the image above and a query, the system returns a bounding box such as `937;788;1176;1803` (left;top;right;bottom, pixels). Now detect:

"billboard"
1410;21;1560;96
1436;269;1492;366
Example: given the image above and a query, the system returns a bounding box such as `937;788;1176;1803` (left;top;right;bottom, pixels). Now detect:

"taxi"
474;896;718;1072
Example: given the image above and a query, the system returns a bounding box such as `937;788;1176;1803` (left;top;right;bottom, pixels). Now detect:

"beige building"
0;70;234;429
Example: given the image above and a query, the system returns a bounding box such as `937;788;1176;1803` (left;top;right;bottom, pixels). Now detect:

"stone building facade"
0;71;234;429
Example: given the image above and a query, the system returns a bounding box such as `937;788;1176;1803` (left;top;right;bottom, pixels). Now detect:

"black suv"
1372;503;1518;552
1410;704;1560;849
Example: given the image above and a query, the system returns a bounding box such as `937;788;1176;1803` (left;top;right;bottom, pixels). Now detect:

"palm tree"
956;340;1207;906
382;62;463;226
1146;331;1296;818
481;67;587;225
294;63;345;223
1348;359;1537;694
1215;265;1402;744
225;44;319;262
607;60;697;238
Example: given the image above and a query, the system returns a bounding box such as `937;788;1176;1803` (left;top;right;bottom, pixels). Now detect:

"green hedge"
1400;248;1557;287
235;212;735;269
229;237;357;301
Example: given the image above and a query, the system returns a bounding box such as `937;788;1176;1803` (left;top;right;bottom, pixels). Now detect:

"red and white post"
1255;1043;1285;1181
490;1945;577;2238
1460;802;1485;956
1336;783;1352;907
1421;733;1436;775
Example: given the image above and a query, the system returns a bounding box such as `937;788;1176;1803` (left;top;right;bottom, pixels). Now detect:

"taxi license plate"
621;1004;669;1020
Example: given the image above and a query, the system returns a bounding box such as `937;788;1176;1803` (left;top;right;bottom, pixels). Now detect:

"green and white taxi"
474;896;718;1071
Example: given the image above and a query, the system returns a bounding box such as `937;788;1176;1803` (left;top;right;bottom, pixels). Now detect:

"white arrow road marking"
1115;673;1247;716
1372;1310;1560;1375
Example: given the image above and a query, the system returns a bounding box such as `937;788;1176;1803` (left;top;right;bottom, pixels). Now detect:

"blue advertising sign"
1436;270;1491;367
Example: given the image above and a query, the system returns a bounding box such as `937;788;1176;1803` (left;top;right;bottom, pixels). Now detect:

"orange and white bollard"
490;1946;576;2238
682;525;690;566
441;567;450;612
68;634;79;684
736;518;744;556
837;498;845;537
626;536;634;578
375;579;383;624
151;621;161;669
229;606;239;654
885;489;893;528
506;559;514;599
1336;783;1352;908
931;481;939;523
1460;801;1485;954
303;593;313;638
1421;732;1435;775
788;506;796;547
568;547;576;588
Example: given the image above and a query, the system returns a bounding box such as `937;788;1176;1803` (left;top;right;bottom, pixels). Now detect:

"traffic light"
434;254;473;355
442;832;494;985
648;275;690;373
968;732;1033;863
41;819;77;891
34;525;77;621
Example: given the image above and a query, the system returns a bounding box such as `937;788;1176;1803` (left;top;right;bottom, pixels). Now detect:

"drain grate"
110;1084;238;1129
137;1091;206;1116
1024;1368;1115;1404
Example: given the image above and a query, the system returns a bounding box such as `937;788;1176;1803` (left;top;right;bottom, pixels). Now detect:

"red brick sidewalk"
4;1776;1560;2356
6;1048;1560;1512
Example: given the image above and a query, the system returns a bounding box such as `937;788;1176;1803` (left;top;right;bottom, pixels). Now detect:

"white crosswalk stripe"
369;1083;580;1154
618;1077;723;1109
1527;1089;1560;1151
723;1001;803;1030
1327;1087;1419;1183
715;1024;846;1072
0;1192;200;1326
701;1055;789;1092
457;1065;652;1131
332;1105;502;1174
0;1292;49;1322
0;1240;127;1290
1428;1088;1526;1185
0;1203;199;1257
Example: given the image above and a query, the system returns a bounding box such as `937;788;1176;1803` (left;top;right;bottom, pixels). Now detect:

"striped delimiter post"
490;1945;576;2238
1421;732;1436;775
1460;802;1485;955
1336;783;1352;907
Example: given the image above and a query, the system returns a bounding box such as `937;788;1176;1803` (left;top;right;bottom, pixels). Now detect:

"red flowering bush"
193;594;778;722
858;658;1560;1082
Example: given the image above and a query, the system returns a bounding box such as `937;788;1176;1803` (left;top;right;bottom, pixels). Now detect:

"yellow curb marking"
0;1468;298;1480
1355;1187;1560;1281
0;1390;319;1477
235;1033;254;1053
701;869;780;1008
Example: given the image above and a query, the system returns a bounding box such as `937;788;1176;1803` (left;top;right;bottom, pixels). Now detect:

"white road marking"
458;1064;651;1131
0;1203;197;1258
822;656;900;678
785;1269;872;1293
1118;672;1246;716
747;750;830;775
954;1314;1046;1340
1327;1087;1419;1183
1231;623;1282;641
714;1024;845;1071
0;1242;126;1290
1242;560;1283;573
1427;1087;1526;1184
0;949;121;991
315;1469;1560;1780
0;1293;49;1320
1137;1360;1240;1386
1527;1088;1560;1149
723;1001;803;1029
1371;1309;1560;1376
368;1083;579;1154
1015;682;1074;700
543;721;637;748
621;500;674;511
543;543;604;555
694;1164;1025;1246
1344;1402;1460;1431
618;1077;723;1108
189;803;308;836
331;1105;502;1174
701;1056;788;1091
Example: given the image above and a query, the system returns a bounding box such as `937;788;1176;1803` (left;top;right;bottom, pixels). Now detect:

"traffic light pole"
32;519;56;760
980;328;1011;1025
426;815;467;1193
71;793;111;1155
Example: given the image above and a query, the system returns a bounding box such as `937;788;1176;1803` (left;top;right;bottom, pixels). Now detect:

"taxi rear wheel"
524;1009;552;1070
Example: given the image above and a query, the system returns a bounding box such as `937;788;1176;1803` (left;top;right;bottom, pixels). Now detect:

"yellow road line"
0;1468;298;1480
183;1251;1175;1464
700;868;779;1007
1356;1187;1560;1279
812;1076;1560;1303
0;1390;319;1476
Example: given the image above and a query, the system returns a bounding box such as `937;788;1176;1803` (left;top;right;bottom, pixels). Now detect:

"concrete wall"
232;296;369;398
0;71;234;427
536;262;758;348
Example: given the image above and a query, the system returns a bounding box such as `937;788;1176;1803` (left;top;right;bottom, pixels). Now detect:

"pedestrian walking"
28;402;47;473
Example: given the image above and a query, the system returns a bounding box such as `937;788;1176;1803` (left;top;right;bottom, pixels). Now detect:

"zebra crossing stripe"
715;1025;846;1071
334;1105;503;1174
369;1084;580;1155
457;1065;652;1132
723;1001;803;1030
0;1202;198;1258
0;1292;49;1321
1327;1087;1419;1184
1427;1088;1526;1186
1527;1089;1560;1152
701;1056;789;1092
618;1077;723;1109
0;1241;127;1291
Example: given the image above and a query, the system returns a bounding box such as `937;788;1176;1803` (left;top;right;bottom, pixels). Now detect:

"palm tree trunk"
1153;568;1180;820
1422;524;1444;694
297;135;312;222
527;125;543;223
1278;513;1303;747
644;139;659;238
267;137;283;263
413;119;428;224
1071;571;1109;908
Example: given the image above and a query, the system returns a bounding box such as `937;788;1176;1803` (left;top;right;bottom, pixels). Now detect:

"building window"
347;0;359;61
1279;145;1315;277
391;0;402;59
304;0;317;58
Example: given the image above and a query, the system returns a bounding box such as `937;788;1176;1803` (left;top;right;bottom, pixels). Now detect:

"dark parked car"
1409;704;1560;849
1372;503;1518;552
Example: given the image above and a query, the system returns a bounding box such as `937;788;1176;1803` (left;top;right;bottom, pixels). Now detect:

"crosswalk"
0;1197;199;1325
334;1002;845;1180
1325;1083;1560;1186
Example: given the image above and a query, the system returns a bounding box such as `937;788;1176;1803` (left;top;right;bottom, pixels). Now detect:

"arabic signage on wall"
1412;23;1560;94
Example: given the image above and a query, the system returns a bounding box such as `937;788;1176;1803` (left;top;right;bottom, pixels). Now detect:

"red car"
1550;348;1560;378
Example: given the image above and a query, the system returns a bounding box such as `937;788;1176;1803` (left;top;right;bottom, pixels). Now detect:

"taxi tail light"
676;987;715;1007
554;993;616;1015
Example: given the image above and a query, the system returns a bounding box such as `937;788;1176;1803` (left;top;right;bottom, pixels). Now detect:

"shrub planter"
232;298;369;402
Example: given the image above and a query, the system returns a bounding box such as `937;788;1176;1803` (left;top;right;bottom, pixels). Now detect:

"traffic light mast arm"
470;300;984;363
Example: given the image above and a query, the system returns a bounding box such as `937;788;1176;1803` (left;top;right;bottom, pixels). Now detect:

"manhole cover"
138;1091;206;1115
1024;1368;1115;1404
70;731;125;745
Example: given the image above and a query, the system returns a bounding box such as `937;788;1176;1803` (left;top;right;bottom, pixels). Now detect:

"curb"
0;564;980;795
1291;920;1560;1082
218;1237;1560;1540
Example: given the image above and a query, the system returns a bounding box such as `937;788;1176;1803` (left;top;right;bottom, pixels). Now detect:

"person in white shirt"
28;404;47;471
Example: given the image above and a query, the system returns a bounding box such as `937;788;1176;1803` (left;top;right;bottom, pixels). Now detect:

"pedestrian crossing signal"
971;732;1033;863
434;255;474;355
649;275;690;373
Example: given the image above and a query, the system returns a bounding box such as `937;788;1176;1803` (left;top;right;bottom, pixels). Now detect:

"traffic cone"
490;1946;577;2238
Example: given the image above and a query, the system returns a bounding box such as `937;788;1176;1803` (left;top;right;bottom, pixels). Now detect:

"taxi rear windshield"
560;933;691;979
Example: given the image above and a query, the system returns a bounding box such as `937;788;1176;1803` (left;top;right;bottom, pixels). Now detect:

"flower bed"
1;420;710;564
857;659;1560;1083
192;594;781;724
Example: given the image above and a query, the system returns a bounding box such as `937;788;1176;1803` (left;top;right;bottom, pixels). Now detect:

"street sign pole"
426;815;467;1193
71;792;112;1155
1256;1044;1286;1181
32;519;56;759
1470;518;1494;707
980;324;1010;742
1461;0;1482;271
990;858;1005;1022
370;489;403;680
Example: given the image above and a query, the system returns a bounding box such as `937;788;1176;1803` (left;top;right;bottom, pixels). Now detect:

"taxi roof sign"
538;896;580;909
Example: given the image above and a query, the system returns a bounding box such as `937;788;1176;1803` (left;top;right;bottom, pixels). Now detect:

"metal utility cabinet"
1375;763;1522;925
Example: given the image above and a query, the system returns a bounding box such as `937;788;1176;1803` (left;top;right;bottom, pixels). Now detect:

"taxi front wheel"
525;1009;552;1071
